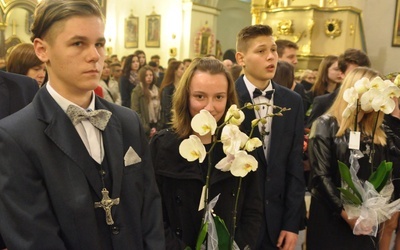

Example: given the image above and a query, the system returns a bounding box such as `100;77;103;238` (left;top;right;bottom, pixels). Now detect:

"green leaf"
368;161;393;192
338;187;362;206
338;160;362;201
196;222;208;250
214;214;230;249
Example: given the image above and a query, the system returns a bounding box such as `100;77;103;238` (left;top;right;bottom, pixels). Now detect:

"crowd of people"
1;0;400;249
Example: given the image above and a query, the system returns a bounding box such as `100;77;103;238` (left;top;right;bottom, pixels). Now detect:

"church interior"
1;0;400;78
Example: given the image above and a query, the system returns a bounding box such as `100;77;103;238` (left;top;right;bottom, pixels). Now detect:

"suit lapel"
235;76;267;167
34;89;103;199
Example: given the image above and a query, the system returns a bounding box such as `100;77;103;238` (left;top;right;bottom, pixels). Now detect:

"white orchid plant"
179;103;288;249
339;76;400;236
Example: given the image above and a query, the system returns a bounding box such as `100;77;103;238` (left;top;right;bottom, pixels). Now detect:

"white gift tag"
349;131;361;150
198;185;206;211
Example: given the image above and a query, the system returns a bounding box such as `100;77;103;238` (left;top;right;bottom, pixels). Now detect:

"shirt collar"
46;82;96;112
243;75;273;99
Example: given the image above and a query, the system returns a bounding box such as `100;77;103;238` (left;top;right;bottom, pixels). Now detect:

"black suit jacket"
236;76;305;246
0;87;164;249
306;89;339;128
0;71;38;119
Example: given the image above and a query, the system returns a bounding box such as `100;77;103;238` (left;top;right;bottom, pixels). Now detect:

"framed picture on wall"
145;14;161;48
392;0;400;46
125;14;138;48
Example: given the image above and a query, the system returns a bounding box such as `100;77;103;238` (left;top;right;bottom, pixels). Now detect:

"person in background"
150;57;262;249
6;43;46;87
276;39;308;113
119;54;140;108
182;58;192;71
131;65;161;137
0;0;164;248
230;64;243;82
110;54;119;63
148;61;163;87
0;71;39;120
300;69;317;92
235;24;305;250
223;59;233;71
99;60;121;105
307;67;385;250
159;60;184;128
110;62;122;83
150;54;160;67
305;55;343;124
134;49;147;68
276;39;299;67
306;49;370;128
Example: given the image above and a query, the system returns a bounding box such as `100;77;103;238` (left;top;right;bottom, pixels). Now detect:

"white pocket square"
124;146;141;166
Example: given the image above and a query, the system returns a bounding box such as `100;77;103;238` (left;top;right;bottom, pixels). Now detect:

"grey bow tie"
66;105;112;131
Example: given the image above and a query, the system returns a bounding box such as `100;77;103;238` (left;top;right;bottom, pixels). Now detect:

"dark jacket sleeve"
120;76;132;108
308;115;343;214
149;131;188;249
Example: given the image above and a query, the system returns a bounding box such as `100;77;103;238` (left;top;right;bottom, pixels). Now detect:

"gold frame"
393;0;400;46
124;14;139;48
145;14;161;48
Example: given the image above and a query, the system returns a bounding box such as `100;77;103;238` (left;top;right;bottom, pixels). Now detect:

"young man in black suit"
235;25;305;250
0;71;39;120
0;0;164;249
306;48;371;128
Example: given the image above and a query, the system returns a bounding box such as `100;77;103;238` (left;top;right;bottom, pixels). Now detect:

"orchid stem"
230;177;242;250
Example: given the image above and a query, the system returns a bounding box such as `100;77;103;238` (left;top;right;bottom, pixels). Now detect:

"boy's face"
279;47;298;66
34;16;106;99
236;35;278;87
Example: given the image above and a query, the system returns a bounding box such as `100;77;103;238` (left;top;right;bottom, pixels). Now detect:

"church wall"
216;0;251;57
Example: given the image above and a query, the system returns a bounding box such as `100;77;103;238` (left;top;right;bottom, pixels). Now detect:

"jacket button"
175;227;182;236
175;196;182;204
111;226;120;235
265;200;269;205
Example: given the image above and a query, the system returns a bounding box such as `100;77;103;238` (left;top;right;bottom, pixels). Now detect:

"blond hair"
327;67;386;145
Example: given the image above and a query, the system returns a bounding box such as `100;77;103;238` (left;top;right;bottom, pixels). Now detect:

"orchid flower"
220;124;248;155
230;151;258;177
360;89;380;113
179;135;207;163
244;137;263;152
354;77;370;95
191;109;217;136
371;94;395;114
343;87;359;105
225;104;245;126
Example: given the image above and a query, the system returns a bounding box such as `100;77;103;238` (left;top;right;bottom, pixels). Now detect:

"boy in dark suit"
235;24;305;250
0;0;164;249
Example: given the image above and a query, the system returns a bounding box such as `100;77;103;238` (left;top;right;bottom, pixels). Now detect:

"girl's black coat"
150;129;263;249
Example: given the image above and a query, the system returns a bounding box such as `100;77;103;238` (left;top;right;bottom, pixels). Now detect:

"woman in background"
131;65;160;137
119;54;140;107
7;43;46;87
306;55;343;118
99;60;121;105
134;49;147;68
159;60;184;128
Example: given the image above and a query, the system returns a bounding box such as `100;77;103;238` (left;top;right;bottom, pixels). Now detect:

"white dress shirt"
46;83;104;163
243;75;274;161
